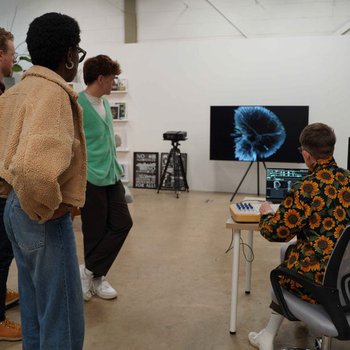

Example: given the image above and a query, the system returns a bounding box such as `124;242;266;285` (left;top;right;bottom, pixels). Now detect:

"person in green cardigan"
78;55;133;301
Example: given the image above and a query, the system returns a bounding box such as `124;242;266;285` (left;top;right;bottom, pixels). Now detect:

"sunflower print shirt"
259;157;350;303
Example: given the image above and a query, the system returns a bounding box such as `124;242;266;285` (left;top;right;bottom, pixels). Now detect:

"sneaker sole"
5;299;20;310
94;293;118;300
248;333;260;349
0;337;22;342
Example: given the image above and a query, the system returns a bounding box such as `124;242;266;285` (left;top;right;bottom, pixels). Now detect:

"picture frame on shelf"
111;77;128;92
118;102;127;120
133;152;159;189
111;102;126;120
111;105;119;120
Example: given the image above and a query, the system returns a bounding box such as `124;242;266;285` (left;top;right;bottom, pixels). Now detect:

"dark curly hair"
83;55;121;85
26;12;80;70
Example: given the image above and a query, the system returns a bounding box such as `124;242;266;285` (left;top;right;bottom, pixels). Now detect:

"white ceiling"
2;0;350;42
136;0;350;40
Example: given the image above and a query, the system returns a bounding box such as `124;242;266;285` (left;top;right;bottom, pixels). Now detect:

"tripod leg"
230;162;253;202
173;149;179;197
157;149;173;193
177;150;189;192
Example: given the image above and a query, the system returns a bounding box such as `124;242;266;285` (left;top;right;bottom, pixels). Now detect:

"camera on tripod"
158;131;189;197
163;131;187;142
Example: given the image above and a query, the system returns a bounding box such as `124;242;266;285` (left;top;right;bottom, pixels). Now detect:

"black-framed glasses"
76;46;87;63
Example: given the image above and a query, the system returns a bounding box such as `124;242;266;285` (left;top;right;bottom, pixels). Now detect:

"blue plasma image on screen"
232;106;286;161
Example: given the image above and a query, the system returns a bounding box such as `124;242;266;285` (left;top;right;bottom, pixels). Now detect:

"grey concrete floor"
4;189;350;349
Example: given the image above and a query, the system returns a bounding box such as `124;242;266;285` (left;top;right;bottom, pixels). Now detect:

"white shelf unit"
111;90;128;94
107;78;131;186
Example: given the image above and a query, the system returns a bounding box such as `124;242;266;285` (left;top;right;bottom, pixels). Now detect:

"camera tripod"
157;140;189;198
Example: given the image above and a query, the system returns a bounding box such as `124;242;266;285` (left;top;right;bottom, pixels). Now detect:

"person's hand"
51;203;73;220
259;202;274;215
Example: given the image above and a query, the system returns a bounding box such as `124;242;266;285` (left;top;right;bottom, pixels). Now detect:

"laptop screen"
266;168;309;203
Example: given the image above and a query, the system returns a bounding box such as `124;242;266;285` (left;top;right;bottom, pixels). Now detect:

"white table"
225;217;259;334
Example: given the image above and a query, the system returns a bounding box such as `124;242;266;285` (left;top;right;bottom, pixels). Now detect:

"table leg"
229;229;241;334
245;230;254;294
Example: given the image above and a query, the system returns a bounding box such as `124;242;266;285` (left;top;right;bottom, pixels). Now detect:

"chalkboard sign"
133;152;159;189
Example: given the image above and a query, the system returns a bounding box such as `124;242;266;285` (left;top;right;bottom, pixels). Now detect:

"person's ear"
303;149;316;168
65;48;75;70
302;149;310;161
97;75;104;85
306;150;314;161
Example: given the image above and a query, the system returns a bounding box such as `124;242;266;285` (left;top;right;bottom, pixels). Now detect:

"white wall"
1;2;350;193
103;36;350;193
0;0;124;54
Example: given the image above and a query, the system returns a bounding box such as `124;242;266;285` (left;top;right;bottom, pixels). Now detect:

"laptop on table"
265;167;309;204
230;167;309;222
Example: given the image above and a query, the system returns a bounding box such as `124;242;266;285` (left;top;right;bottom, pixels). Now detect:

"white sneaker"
79;264;93;302
248;329;274;350
92;277;118;300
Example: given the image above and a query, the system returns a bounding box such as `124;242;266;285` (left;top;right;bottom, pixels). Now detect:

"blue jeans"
0;197;14;321
4;191;84;350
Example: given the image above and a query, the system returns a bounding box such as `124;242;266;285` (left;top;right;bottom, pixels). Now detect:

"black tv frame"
210;105;309;163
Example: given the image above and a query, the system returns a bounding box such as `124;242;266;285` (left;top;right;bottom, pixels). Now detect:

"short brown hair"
0;27;14;52
83;55;121;85
299;122;336;159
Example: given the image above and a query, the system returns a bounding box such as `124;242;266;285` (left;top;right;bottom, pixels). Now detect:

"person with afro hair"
0;12;87;349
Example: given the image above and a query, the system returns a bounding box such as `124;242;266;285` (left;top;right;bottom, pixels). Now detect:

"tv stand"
230;161;266;202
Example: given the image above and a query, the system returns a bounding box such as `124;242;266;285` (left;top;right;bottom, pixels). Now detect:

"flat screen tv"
210;105;309;163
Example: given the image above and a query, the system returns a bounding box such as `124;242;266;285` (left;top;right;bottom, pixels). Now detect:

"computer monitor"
266;168;309;203
210;105;309;162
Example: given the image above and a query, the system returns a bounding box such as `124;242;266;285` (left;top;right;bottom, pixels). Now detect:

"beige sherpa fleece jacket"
0;65;86;223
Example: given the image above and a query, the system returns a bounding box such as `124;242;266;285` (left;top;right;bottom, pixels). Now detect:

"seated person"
248;122;350;350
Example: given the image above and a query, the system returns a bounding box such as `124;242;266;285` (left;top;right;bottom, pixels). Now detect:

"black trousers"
80;181;133;277
0;197;14;321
